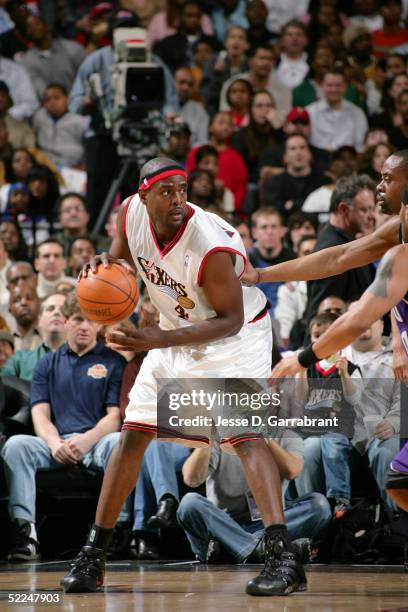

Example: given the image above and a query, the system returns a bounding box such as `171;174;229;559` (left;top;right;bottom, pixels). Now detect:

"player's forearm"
257;244;347;283
312;314;367;360
159;314;244;348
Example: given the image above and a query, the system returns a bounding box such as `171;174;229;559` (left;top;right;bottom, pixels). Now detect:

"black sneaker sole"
60;576;103;594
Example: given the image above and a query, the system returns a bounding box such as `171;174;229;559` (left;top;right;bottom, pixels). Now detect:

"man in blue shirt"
1;292;126;561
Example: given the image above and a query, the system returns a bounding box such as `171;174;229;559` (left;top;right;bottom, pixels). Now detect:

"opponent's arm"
245;216;400;284
391;309;408;382
107;251;244;351
271;246;408;377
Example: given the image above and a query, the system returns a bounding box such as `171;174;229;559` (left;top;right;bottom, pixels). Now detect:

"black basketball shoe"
60;545;106;593
246;534;305;596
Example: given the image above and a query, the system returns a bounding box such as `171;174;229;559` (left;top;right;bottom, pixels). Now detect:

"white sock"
29;522;37;542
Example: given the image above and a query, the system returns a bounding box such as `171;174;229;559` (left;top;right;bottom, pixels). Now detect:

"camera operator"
68;12;179;227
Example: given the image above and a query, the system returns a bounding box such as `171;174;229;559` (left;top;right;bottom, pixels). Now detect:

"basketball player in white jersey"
61;158;306;596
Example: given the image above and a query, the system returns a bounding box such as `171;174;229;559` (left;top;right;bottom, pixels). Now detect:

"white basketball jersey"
123;195;267;330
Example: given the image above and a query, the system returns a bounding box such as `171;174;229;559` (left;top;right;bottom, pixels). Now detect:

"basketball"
76;263;139;324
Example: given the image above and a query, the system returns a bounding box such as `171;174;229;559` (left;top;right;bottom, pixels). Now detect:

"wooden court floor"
0;560;407;612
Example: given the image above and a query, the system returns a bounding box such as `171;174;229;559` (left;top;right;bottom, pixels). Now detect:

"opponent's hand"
106;324;166;353
373;419;395;441
241;260;260;286
79;252;134;280
268;355;306;383
49;439;78;465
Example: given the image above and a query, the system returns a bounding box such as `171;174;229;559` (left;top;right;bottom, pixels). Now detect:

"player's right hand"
79;253;133;279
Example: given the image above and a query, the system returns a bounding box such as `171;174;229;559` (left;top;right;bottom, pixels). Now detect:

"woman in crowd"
232;90;284;184
357;142;394;181
0;219;29;261
225;79;253;129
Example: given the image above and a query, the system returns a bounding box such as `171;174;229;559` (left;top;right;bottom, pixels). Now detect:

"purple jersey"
391;441;408;473
392;300;408;357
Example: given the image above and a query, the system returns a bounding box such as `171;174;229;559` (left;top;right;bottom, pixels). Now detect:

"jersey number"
175;304;189;320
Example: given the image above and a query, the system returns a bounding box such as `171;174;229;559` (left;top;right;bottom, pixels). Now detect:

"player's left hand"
106;324;165;352
268;355;305;383
373;419;395;441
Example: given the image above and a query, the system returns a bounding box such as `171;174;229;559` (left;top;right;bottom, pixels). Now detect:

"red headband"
138;168;187;191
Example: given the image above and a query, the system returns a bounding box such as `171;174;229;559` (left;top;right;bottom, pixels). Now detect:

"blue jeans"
177;491;331;562
367;436;400;510
134;441;190;532
295;434;351;500
1;432;127;524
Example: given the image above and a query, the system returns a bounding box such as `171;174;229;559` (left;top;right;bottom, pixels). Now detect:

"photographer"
68;13;178;227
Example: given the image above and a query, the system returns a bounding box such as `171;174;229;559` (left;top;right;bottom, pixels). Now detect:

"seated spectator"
34;239;74;299
177;433;331;563
0;220;29;261
275;234;317;348
372;0;408;59
33;83;88;168
18;14;86;99
25;164;60;222
293;45;362;108
0;183;48;249
0;235;11;307
357;142;395;180
306;67;369;152
187;113;248;209
2;291;67;380
262;133;330;221
200;26;249;116
225;78;253;128
147;0;213;47
0;330;14;367
232;90;284;185
303;149;359;222
6;261;36;292
275;20;309;91
53;192;109;257
195;145;235;213
219;45;292;126
230;216;253;252
8;283;41;351
349;0;383;32
286;211;317;253
188;168;217;210
374;72;408;132
318;295;348;317
363;127;390;148
174;67;209;145
75;2;114;55
245;0;274;52
258;107;331;180
0;118;13;187
384;52;407;78
130;441;190;560
68;237;96;278
249;207;296;315
153;1;208;73
162;122;192;168
1;292;126;561
210;0;248;42
0;148;35;210
295;312;362;519
104;208;119;244
0;51;38;120
0;1;31;59
387;89;408;149
0;81;35;150
342;314;400;510
190;35;219;96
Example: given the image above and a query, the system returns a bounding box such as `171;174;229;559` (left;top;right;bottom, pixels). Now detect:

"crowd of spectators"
0;0;406;565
